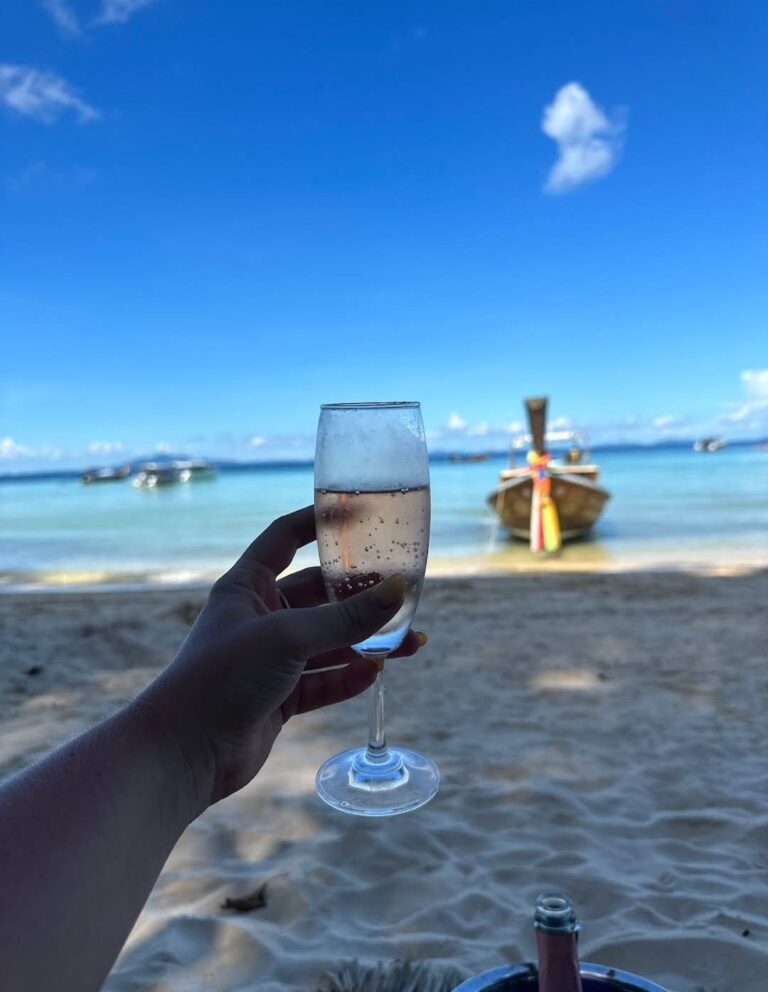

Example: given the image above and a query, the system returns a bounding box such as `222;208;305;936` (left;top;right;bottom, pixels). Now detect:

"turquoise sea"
2;445;767;589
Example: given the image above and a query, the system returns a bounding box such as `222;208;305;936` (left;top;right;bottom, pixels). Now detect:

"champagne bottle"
534;893;583;992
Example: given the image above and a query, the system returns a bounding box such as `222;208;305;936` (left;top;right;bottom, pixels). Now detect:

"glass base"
316;745;440;817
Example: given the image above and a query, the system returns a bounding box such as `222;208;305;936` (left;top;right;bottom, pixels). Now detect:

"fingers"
233;507;316;577
280;658;379;720
277;567;327;608
280;574;407;658
391;628;427;658
304;628;426;670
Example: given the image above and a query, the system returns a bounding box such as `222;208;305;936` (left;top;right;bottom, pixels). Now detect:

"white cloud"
8;161;98;193
250;435;266;447
155;441;171;453
34;445;64;461
742;369;768;399
87;440;123;455
42;0;158;35
546;429;577;443
651;414;681;430
503;420;523;434
542;82;624;194
0;439;68;463
727;408;751;424
446;412;466;431
724;369;768;425
41;0;81;37
0;65;98;123
466;421;489;436
0;437;34;459
551;415;573;430
96;0;160;25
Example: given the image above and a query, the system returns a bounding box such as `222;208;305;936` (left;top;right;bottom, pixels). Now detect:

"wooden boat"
488;397;610;542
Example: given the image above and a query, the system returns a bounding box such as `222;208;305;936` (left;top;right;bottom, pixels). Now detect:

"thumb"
285;574;407;657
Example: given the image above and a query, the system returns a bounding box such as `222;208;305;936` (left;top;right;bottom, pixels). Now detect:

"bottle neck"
534;893;579;934
535;930;583;992
534;894;583;992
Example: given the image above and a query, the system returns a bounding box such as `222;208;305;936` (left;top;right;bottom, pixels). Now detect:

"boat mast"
526;396;548;456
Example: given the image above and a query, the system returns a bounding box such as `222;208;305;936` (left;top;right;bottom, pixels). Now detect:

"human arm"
0;507;419;992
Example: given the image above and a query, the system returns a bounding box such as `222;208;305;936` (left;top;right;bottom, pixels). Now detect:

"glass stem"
366;664;388;759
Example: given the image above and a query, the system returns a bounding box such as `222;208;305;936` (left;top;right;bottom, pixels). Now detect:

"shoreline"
2;548;767;594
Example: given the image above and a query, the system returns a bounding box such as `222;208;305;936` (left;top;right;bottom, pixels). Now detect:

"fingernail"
374;574;406;607
416;631;428;646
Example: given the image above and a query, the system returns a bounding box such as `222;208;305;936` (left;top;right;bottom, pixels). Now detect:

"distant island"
1;437;766;484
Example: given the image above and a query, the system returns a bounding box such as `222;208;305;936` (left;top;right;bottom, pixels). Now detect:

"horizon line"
1;435;766;483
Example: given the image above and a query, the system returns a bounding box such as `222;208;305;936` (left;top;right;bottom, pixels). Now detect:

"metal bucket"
453;962;670;992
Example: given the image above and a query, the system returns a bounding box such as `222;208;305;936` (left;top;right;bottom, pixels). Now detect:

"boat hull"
488;473;610;541
81;466;131;484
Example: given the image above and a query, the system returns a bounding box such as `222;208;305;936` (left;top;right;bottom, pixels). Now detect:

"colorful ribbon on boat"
527;450;562;554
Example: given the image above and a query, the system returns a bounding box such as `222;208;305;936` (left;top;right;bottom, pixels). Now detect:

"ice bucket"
453;962;670;992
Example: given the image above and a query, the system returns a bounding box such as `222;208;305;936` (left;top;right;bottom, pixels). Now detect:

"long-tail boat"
488;397;610;548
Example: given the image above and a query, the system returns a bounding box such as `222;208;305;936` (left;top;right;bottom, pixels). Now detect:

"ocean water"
1;445;767;588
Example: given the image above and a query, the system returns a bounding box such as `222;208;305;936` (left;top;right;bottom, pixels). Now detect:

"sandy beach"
1;570;767;991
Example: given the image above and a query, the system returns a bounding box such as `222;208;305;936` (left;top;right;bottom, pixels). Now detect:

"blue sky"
1;0;766;470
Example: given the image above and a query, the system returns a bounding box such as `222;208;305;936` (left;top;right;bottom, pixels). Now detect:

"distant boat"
693;437;726;452
488;398;610;543
174;458;217;482
132;464;183;489
132;458;217;488
81;464;131;485
447;453;490;464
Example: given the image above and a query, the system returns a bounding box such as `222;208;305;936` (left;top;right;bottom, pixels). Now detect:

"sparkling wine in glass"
314;401;439;816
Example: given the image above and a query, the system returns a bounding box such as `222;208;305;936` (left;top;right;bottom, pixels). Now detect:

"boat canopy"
509;429;584;450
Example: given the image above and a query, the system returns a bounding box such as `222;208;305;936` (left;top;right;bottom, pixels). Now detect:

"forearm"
0;699;202;992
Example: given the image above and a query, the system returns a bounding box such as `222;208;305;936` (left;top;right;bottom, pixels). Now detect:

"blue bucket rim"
452;961;669;992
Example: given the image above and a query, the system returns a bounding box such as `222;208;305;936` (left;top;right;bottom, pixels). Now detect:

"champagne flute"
314;401;439;816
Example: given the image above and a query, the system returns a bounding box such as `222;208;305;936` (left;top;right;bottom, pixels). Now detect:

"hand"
139;507;425;811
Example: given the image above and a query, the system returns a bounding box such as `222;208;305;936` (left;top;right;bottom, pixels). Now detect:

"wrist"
127;681;217;823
